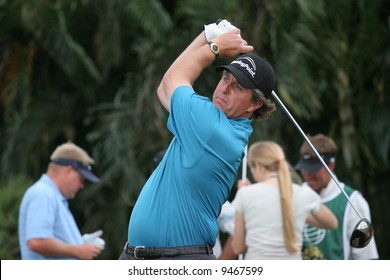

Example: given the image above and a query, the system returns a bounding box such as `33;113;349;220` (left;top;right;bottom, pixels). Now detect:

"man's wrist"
207;41;220;57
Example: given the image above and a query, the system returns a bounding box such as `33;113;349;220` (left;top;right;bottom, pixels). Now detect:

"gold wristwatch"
207;41;219;57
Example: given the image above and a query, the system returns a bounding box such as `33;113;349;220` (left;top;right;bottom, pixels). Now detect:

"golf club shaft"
237;145;248;261
242;145;248;180
271;90;364;220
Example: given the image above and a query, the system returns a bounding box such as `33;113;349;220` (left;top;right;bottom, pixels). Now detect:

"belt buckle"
206;245;211;255
134;246;145;260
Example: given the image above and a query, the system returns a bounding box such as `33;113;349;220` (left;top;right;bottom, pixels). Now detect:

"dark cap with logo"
215;53;275;98
295;154;336;173
295;134;338;173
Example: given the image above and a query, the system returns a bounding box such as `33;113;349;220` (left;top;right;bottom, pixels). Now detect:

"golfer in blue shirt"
119;20;276;260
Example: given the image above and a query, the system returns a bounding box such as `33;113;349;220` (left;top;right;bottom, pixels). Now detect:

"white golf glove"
204;19;237;42
82;230;105;250
217;19;236;32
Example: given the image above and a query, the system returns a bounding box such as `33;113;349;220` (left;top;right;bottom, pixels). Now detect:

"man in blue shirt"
119;20;276;260
18;142;103;260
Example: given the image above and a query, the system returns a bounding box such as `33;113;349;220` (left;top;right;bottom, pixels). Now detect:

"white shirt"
214;201;235;258
233;183;321;260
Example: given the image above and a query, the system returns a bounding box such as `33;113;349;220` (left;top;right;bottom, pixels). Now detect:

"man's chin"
308;183;321;192
213;102;223;109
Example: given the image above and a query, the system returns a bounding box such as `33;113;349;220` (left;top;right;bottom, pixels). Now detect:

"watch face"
210;43;219;56
208;42;219;56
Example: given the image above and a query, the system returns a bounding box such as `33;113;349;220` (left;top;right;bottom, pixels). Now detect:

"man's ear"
248;100;263;113
328;162;336;171
64;165;75;175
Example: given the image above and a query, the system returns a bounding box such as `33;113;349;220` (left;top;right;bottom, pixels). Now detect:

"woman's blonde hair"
248;141;299;253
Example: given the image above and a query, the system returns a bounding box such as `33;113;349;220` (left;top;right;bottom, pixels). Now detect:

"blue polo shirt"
128;85;252;247
18;174;84;260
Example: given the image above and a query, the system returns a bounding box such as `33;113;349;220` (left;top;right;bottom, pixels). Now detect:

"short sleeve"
25;189;57;240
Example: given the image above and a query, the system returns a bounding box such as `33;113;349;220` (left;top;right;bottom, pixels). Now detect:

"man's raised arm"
157;24;253;112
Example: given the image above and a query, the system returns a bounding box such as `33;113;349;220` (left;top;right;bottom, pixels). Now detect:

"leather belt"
125;243;213;259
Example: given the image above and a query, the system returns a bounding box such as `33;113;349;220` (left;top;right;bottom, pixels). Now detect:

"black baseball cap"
295;154;336;173
215;53;275;98
296;134;338;173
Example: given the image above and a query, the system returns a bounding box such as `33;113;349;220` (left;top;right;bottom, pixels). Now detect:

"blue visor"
51;158;100;183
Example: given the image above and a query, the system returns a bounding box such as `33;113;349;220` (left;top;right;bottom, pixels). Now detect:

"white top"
214;201;235;258
233;183;321;260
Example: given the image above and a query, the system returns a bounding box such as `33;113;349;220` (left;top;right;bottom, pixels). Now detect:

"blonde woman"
232;141;338;260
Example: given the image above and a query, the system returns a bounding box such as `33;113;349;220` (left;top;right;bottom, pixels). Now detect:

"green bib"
303;185;355;260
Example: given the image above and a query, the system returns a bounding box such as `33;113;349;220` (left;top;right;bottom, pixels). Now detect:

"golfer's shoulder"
172;86;213;109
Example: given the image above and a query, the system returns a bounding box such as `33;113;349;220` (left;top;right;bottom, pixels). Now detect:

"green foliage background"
1;0;389;259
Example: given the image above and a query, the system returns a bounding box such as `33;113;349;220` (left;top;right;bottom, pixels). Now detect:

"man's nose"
221;83;232;94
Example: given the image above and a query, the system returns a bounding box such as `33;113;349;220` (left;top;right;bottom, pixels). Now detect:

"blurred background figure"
18;142;104;260
295;133;379;259
232;141;338;259
215;201;236;260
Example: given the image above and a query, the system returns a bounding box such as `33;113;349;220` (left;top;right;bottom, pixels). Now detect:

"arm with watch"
207;41;220;57
157;20;253;112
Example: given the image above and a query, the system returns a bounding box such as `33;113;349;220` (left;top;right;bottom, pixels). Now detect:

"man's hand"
213;29;254;58
77;243;102;260
237;178;251;189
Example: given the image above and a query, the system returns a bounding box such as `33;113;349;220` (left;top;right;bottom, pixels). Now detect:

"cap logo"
231;56;256;78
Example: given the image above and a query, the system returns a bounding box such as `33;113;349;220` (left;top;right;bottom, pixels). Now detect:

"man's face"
63;167;85;199
212;71;261;119
301;166;331;194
